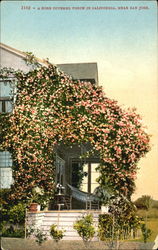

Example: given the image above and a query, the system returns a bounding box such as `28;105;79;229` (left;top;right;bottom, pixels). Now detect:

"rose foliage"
0;57;150;202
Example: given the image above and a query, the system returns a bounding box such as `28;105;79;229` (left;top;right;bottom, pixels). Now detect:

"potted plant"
29;202;39;212
93;186;112;213
28;187;43;212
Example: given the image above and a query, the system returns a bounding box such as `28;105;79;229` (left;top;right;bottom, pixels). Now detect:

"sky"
1;0;158;200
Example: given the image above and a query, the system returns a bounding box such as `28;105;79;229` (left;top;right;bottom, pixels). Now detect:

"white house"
0;43;101;206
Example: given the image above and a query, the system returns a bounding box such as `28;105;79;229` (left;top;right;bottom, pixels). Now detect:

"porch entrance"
51;152;101;211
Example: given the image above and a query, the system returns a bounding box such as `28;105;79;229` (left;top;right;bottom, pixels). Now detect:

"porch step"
27;210;101;240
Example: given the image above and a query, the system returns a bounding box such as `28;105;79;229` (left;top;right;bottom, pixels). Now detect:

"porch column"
88;162;91;193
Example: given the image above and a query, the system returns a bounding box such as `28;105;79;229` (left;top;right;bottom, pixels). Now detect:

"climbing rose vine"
0;57;150;201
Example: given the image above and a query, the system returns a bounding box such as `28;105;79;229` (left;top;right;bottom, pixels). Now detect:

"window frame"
0;78;15;113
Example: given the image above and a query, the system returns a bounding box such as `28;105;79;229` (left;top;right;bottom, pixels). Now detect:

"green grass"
128;218;158;243
136;208;158;219
128;209;158;242
134;208;158;242
146;218;158;242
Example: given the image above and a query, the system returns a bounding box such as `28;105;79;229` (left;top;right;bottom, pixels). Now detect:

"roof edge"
0;43;49;66
57;62;98;66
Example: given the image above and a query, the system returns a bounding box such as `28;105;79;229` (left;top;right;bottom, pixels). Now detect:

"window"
0;79;15;188
0;151;12;168
71;161;87;189
0;81;12;97
80;163;100;193
0;168;13;188
0;100;12;113
0;151;13;188
0;80;14;113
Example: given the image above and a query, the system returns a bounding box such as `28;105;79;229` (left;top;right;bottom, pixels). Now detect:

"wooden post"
88;162;91;193
25;207;27;239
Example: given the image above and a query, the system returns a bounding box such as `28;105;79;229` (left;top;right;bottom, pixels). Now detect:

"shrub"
141;223;152;243
27;225;47;245
0;188;11;205
0;188;26;225
134;195;153;210
0;188;12;222
34;228;48;245
0;190;26;238
98;214;113;240
151;200;158;210
98;210;142;241
73;214;95;242
1;225;25;238
50;224;65;242
9;203;25;224
26;225;35;238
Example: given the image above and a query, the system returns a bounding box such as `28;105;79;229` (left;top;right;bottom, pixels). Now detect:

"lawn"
131;218;158;242
146;218;158;242
135;208;158;242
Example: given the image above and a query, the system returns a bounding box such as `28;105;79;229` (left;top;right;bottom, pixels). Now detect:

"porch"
48;184;102;211
27;210;101;241
53;143;104;211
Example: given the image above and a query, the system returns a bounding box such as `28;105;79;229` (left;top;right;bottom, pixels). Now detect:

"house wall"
0;47;32;72
0;45;99;85
0;46;32;188
57;63;98;85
